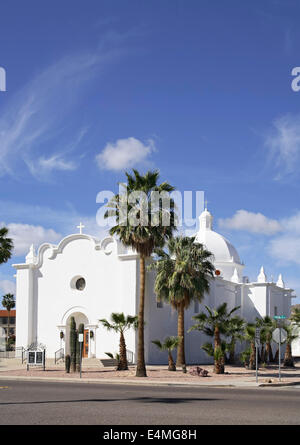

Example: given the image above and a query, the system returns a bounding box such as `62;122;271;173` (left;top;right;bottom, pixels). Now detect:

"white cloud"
219;210;282;235
1;223;62;256
268;235;300;266
265;114;300;179
0;280;16;296
0;42;123;180
0;200;110;259
96;137;155;171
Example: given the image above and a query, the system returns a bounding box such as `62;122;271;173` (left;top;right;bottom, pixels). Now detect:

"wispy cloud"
219;210;282;235
96;137;156;171
0;40;124;181
0;222;62;256
264;114;300;180
0;279;16;295
0;199;109;258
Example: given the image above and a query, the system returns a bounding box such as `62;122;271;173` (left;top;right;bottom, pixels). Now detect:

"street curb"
258;382;300;387
2;374;297;388
0;375;240;388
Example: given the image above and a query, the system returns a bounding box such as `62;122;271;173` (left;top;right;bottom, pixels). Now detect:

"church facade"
13;209;295;364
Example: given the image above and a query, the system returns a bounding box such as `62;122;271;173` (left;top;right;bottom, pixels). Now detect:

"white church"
13;208;295;364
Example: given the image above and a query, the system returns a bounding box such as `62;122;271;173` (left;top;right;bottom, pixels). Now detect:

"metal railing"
15;346;27;363
55;347;64;364
126;350;135;364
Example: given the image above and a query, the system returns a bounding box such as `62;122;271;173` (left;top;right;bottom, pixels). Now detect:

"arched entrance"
65;312;89;358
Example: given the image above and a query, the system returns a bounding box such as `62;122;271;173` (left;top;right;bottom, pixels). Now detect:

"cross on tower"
77;222;85;234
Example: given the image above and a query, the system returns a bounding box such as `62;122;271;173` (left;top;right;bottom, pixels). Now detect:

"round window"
75;277;86;291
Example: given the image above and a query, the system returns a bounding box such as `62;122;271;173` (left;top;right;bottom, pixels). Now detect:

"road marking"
0;386;9;389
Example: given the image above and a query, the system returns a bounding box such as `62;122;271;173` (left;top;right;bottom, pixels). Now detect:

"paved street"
0;380;299;425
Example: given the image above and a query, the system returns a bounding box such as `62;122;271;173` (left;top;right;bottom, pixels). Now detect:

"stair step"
99;359;118;367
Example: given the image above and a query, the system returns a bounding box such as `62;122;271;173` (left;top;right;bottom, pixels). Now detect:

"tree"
226;316;246;364
257;316;276;363
290;308;300;326
151;236;214;367
1;293;15;350
189;303;240;374
283;323;298;367
152;336;181;371
99;313;138;370
105;170;176;377
0;227;13;265
243;323;256;370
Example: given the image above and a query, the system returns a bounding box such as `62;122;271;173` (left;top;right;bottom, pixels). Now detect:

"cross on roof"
77;222;85;234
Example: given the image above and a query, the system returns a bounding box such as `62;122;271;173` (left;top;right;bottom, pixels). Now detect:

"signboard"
274;315;286;320
26;349;46;371
78;333;84;343
255;327;261;347
272;328;287;344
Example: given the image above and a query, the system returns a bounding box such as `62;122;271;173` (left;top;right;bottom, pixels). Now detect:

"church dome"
194;208;241;265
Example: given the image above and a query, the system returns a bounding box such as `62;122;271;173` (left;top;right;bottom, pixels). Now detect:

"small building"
0;309;16;338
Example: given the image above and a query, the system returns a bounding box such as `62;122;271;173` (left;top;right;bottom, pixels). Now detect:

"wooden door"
83;329;89;358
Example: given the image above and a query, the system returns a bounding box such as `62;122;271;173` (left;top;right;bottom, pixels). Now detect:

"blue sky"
1;0;300;303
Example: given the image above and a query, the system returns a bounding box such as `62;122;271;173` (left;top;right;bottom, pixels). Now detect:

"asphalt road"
0;380;299;425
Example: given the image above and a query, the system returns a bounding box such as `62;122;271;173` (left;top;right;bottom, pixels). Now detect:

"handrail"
126;350;135;364
55;347;64;364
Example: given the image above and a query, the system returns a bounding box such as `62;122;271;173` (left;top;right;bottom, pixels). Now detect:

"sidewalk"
1;359;300;388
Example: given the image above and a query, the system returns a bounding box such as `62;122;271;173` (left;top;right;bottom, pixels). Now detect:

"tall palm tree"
283;323;298;368
152;336;181;371
189;303;240;374
290;307;300;326
244;323;256;370
151;236;214;367
1;293;15;350
105;169;176;377
257;316;275;363
99;313;138;370
0;227;13;264
226;315;246;364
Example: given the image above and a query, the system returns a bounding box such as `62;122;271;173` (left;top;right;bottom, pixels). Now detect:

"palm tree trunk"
229;339;235;365
176;301;185;366
267;341;274;362
284;343;294;367
249;342;256;370
214;326;224;373
6;309;10;351
118;331;128;370
136;255;147;377
168;351;176;371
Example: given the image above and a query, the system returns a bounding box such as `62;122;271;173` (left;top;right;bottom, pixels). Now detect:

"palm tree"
152;336;181;371
244;323;256;370
290;307;300;326
189;303;240;374
151;236;214;367
283;323;298;367
226;316;246;364
105;170;176;377
0;227;13;265
99;313;138;370
1;293;15;350
257;316;275;363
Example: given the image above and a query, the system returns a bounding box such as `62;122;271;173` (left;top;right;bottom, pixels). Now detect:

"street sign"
255;327;261;347
272;328;287;344
78;333;84;342
274;315;286;320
